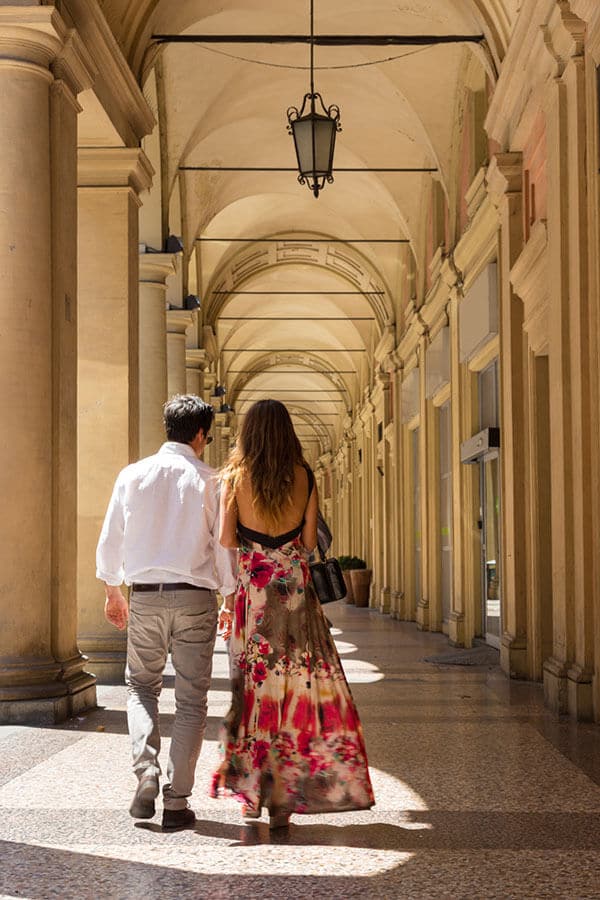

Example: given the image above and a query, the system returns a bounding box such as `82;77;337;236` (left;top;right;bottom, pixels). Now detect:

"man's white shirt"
96;442;237;595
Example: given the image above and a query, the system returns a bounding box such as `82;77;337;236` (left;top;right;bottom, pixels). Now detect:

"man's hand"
104;586;129;630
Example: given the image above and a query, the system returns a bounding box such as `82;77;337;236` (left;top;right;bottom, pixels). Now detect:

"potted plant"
348;557;372;608
338;556;355;604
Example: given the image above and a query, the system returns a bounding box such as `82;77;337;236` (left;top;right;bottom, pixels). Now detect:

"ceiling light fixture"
286;0;341;198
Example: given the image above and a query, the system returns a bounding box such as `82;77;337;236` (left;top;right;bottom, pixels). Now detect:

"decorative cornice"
62;0;155;144
78;148;154;194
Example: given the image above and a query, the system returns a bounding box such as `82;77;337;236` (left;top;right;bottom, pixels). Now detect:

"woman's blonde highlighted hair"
222;399;304;529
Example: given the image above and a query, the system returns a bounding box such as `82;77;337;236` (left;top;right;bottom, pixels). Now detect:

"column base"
379;587;391;614
500;631;528;679
416;598;429;631
448;611;465;647
83;650;126;685
79;634;127;684
0;671;97;726
389;591;403;619
567;665;594;721
543;656;569;714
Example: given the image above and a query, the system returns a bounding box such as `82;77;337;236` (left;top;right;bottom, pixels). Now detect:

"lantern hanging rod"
152;34;484;46
180;166;437;173
197;237;409;243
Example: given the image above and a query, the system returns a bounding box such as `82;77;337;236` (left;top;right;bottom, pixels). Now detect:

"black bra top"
237;465;314;550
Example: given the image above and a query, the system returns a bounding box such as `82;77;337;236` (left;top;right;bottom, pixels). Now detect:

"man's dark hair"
163;395;214;444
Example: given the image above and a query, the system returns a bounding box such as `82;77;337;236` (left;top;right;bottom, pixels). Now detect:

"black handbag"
309;551;347;604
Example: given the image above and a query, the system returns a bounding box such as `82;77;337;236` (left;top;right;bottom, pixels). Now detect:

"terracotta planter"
350;569;372;607
342;571;355;604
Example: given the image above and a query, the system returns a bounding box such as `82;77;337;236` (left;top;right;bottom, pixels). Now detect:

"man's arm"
96;476;129;630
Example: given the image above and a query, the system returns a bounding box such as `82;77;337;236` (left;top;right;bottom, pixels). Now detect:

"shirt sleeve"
96;474;126;586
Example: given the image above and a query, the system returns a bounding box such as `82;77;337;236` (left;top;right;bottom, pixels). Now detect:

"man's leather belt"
131;582;209;592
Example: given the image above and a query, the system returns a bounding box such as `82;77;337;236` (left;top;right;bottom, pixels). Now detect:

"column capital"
0;7;95;94
139;251;178;285
542;2;586;76
486;153;523;207
186;348;210;370
78;147;154;195
167;308;196;335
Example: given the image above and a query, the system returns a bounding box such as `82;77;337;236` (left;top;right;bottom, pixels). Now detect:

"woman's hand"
218;594;235;640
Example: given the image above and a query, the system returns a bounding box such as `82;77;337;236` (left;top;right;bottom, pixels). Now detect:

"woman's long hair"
222;399;304;528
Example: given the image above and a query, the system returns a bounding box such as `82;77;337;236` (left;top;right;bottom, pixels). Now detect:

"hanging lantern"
286;0;341;198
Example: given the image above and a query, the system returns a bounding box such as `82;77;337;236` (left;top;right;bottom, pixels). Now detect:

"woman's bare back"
235;464;311;537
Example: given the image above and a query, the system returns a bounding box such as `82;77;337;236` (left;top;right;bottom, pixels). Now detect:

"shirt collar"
159;441;199;461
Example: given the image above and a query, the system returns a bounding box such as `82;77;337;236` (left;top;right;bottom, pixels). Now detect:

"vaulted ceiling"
98;0;520;461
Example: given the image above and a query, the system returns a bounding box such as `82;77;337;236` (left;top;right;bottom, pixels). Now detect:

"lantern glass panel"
292;114;336;178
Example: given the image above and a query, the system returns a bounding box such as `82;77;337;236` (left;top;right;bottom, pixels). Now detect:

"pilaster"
138;252;176;456
488;152;529;679
167;309;196;397
77;147;153;684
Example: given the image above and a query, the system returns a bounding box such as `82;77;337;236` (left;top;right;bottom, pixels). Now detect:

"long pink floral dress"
210;529;374;816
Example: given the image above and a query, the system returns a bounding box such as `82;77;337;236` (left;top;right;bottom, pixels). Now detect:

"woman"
210;400;374;828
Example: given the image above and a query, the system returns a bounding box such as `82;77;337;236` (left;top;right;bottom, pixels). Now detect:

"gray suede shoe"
129;774;159;819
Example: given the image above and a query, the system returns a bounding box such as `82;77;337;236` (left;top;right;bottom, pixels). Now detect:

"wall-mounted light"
220;403;234;414
183;294;200;310
212;384;226;397
165;234;184;253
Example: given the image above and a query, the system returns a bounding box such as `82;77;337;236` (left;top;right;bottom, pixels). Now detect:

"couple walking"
97;395;374;831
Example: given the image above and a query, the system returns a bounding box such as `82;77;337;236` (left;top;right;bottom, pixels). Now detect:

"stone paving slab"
2;604;600;899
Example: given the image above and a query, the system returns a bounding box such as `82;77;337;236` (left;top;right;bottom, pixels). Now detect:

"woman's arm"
301;478;319;553
219;479;239;549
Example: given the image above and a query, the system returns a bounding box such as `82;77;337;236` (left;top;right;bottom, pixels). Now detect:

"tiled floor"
2;604;600;899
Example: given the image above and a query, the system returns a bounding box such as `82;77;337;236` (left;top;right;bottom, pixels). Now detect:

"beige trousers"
125;588;218;810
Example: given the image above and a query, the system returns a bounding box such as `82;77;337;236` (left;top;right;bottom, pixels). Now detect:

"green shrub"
338;555;354;570
350;556;367;569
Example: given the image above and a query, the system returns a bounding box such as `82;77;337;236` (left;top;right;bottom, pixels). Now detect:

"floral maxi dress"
211;533;375;815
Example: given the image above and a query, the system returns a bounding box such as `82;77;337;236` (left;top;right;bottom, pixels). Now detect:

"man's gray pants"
126;588;217;811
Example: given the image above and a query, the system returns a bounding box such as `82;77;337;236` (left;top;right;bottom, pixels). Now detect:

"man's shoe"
129;774;160;819
162;807;196;831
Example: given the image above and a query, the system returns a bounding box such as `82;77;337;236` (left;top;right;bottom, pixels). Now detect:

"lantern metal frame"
286;0;341;198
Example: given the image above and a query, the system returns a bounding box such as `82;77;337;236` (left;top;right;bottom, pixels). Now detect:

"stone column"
77;148;153;683
139;253;176;457
167;309;195;398
0;12;96;723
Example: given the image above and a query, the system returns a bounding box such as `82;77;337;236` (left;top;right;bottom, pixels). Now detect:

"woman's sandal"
242;805;261;820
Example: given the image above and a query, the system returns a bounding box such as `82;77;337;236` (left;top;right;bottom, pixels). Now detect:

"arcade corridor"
2;603;600;899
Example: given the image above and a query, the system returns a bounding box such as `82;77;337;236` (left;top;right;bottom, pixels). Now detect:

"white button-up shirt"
96;442;237;595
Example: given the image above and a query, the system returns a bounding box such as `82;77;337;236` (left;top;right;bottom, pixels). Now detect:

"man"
96;395;236;831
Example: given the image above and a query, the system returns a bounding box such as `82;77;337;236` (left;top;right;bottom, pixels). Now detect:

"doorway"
481;451;501;647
